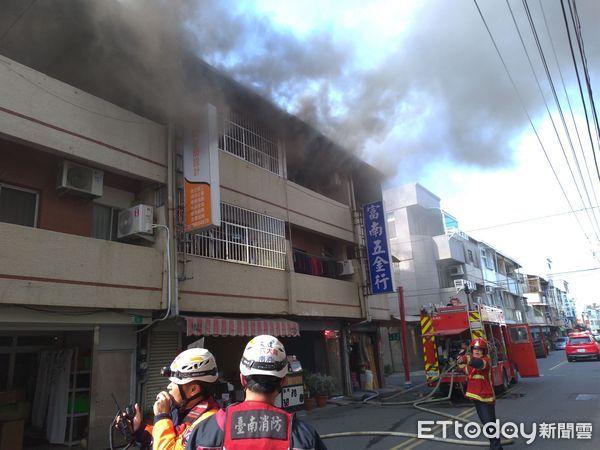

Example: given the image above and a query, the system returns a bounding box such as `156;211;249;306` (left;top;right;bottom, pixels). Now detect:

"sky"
194;0;600;311
2;0;598;312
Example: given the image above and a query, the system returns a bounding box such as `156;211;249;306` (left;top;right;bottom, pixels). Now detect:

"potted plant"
304;373;336;407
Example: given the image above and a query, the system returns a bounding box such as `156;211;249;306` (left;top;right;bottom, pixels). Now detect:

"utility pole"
398;287;412;388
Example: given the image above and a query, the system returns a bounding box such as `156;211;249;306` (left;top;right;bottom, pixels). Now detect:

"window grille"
186;203;286;270
218;110;280;175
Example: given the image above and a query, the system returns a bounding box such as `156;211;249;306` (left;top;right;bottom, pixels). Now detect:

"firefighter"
121;348;220;450
457;338;503;450
185;335;327;450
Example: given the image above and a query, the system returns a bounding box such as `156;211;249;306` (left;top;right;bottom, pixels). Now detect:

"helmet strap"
175;383;204;411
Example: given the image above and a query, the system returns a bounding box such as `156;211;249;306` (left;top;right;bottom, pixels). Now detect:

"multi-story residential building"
582;304;600;333
0;51;389;449
552;280;577;330
521;275;564;334
381;183;527;372
563;296;578;329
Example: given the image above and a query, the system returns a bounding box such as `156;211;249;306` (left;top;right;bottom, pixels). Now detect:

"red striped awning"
185;317;300;337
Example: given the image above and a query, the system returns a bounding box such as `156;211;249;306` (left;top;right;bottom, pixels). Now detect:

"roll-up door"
143;331;180;410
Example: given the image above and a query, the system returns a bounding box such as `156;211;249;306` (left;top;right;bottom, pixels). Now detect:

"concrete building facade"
381;183;527;372
0;51;390;449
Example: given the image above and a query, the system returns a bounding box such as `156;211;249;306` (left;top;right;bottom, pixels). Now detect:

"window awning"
185;317;300;337
424;327;470;337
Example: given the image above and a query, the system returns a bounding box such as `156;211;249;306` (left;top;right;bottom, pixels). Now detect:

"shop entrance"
0;330;93;450
349;332;381;391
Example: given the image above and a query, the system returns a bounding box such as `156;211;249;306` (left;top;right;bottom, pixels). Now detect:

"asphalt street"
300;350;600;450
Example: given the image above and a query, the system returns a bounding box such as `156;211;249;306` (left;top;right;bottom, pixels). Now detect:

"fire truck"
420;301;539;392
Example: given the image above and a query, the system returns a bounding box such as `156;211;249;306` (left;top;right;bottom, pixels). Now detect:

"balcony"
286;181;354;242
218;151;355;241
291;272;362;319
433;234;466;263
179;257;289;315
178;254;363;319
0;55;167;183
0;222;163;310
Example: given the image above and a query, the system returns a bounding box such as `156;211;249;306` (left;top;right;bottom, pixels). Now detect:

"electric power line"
560;0;600;183
465;205;599;232
570;0;600;164
538;0;600;230
506;0;600;242
473;0;596;251
548;267;600;276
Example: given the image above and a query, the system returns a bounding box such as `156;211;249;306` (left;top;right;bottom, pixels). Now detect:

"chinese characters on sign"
363;201;394;294
183;103;221;233
230;410;288;440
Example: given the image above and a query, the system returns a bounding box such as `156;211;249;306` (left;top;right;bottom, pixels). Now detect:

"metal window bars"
218;110;280;174
185;203;286;270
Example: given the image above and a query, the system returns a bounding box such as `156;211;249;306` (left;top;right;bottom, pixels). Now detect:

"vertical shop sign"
183;103;220;232
363;201;394;294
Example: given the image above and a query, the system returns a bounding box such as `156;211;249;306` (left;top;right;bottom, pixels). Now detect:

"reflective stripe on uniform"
465;392;496;403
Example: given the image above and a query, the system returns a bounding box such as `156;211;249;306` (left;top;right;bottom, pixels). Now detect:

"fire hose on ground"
320;363;514;447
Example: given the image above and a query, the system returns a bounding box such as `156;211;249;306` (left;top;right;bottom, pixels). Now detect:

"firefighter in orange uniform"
457;338;503;450
120;348;220;450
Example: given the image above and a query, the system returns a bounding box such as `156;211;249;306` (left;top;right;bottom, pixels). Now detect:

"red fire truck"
420;302;539;392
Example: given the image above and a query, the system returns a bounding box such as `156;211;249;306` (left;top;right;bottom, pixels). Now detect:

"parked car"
554;337;568;350
566;333;600;362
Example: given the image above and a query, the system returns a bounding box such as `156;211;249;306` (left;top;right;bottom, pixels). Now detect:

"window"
569;337;592;345
480;248;494;270
186;203;286;270
91;204;120;241
219;110;280;175
386;212;397;239
509;326;530;343
0;183;38;227
467;249;474;264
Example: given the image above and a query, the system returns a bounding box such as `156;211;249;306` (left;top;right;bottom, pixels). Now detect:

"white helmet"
164;348;218;385
240;335;289;378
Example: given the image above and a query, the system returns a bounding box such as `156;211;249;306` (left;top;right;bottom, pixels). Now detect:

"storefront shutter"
143;331;179;411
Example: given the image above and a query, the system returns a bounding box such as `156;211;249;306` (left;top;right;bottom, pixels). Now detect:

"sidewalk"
328;370;429;404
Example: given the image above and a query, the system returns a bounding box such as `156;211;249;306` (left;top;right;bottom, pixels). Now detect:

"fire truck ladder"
468;305;486;341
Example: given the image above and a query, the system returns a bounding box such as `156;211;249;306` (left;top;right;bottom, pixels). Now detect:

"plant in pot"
305;373;336;407
303;373;316;411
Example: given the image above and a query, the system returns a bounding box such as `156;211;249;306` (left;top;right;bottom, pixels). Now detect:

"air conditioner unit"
336;260;355;276
117;205;154;239
449;265;464;276
57;161;103;197
485;286;493;293
454;279;466;290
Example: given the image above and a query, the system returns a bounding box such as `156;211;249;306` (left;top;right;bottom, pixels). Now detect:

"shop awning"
185;317;300;337
424;327;469;337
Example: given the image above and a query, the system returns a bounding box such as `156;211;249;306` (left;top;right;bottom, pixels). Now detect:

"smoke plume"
1;0;599;181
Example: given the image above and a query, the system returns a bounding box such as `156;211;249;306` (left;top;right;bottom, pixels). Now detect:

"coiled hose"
321;363;514;447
